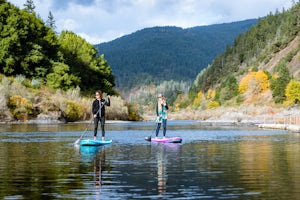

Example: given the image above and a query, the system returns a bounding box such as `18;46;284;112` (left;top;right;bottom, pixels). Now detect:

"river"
0;120;300;199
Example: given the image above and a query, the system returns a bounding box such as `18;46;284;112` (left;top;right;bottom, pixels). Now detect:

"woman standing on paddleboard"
92;90;110;141
155;93;168;138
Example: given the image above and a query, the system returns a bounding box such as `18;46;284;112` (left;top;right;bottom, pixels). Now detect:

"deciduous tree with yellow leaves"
238;70;270;95
285;79;300;105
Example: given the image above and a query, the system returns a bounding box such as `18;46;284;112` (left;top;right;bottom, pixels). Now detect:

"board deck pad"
80;139;112;146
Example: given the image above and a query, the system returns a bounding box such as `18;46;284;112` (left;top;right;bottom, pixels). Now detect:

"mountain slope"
190;2;300;106
95;19;257;91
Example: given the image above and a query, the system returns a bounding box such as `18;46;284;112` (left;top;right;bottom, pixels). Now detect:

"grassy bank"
0;75;135;122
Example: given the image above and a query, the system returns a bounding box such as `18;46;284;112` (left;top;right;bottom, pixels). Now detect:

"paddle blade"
145;136;151;142
74;138;81;145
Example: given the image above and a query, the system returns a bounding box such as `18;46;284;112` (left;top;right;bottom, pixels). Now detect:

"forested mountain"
95;19;257;91
0;0;115;94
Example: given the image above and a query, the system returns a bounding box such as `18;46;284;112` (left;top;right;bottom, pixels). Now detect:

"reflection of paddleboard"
145;136;182;143
80;146;101;154
80;139;112;146
80;146;100;159
79;146;102;162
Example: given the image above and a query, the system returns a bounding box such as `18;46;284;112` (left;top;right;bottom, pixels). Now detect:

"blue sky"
9;0;292;44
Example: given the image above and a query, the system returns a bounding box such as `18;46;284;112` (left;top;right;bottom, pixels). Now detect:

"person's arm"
92;100;98;117
162;98;168;110
105;95;111;106
92;100;96;114
164;103;168;110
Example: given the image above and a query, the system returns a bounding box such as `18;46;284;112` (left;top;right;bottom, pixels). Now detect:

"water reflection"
156;144;168;195
0;120;248;133
152;143;182;197
94;147;106;187
2;123;300;199
79;146;111;189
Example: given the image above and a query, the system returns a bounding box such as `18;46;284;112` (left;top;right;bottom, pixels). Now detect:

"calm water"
1;121;300;199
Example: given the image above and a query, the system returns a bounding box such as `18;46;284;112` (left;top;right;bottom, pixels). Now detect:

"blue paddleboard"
80;139;112;146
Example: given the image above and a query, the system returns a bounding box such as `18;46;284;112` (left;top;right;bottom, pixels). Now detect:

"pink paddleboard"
145;136;182;143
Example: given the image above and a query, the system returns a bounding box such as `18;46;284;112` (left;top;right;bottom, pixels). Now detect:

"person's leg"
100;116;105;141
94;117;99;140
156;123;161;137
162;119;167;137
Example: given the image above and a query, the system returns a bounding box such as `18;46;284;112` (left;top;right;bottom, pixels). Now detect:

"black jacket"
92;98;110;117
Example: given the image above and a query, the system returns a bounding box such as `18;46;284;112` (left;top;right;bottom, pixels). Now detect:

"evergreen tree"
270;61;291;103
46;61;80;90
46;11;56;30
23;0;35;13
0;1;58;78
58;31;115;94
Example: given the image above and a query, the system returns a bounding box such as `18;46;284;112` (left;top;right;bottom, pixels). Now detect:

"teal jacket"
156;103;168;119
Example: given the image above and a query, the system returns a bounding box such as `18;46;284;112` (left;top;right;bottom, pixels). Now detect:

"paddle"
74;118;94;145
145;116;161;142
74;108;100;145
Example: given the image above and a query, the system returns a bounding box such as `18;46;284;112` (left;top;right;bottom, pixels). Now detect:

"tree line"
0;0;115;95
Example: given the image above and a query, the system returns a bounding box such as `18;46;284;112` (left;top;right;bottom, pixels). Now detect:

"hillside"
261;36;300;75
0;1;115;95
0;1;122;122
95;19;258;91
188;2;300;111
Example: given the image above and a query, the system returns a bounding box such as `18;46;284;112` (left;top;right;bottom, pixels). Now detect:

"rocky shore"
167;105;300;132
258;123;300;132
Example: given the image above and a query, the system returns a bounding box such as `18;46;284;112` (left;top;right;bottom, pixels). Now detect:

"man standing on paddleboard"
155;93;168;138
92;90;110;141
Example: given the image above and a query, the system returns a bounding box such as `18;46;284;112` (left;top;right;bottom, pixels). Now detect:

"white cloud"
58;18;79;31
7;0;293;44
77;32;103;45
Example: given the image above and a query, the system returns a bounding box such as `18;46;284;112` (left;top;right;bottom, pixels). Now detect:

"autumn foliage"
285;80;300;105
193;91;203;108
239;70;270;95
8;95;33;120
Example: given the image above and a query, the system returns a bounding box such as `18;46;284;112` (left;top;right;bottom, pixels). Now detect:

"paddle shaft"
79;118;94;139
75;108;100;144
75;98;108;144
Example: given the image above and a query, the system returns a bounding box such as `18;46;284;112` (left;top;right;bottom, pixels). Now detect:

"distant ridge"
95;19;258;91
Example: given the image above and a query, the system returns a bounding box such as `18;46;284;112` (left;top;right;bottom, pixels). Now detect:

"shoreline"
2;105;300;133
1;118;299;132
258;123;300;132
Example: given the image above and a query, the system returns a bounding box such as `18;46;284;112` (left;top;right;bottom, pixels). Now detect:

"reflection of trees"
286;142;300;199
239;141;272;179
238;140;300;199
0;142;86;199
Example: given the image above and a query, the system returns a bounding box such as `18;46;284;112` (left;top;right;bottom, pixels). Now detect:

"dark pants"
156;119;167;137
94;116;105;137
